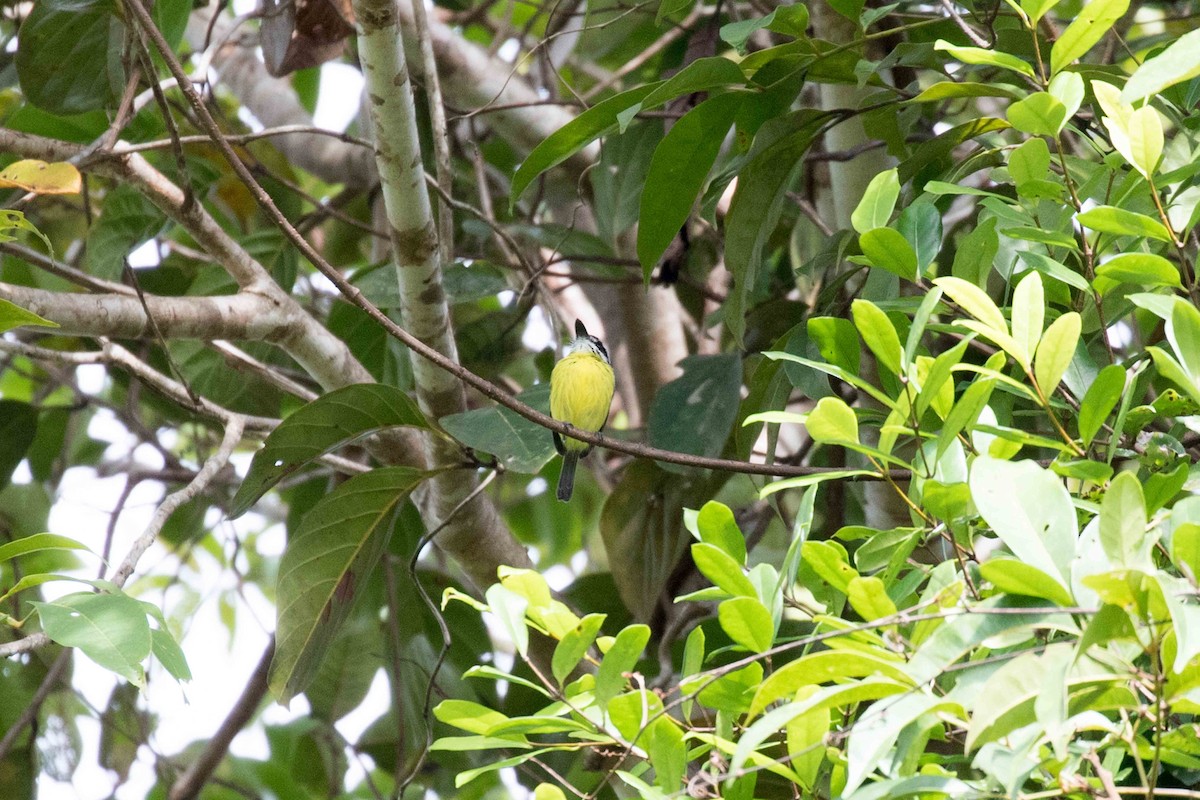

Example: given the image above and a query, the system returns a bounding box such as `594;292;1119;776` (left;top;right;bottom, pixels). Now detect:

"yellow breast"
550;352;615;451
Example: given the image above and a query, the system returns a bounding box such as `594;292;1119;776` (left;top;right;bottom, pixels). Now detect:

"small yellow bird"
549;320;615;502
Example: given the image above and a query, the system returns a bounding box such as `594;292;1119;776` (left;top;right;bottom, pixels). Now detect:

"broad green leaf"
1168;299;1200;383
1172;523;1200;580
485;584;530;659
1050;0;1130;74
0;297;58;334
1022;0;1062;22
858;227;918;281
802;540;859;593
85;185;164;281
697;501;747;565
270;467;426;704
691;542;757;598
850;169;900;234
846;576;897;622
1122;28;1200;101
1048;70;1085;120
1007;92;1067;136
786;685;828;790
1034;312;1080;395
1079;364;1126;447
806;397;859;445
748;650;914;719
1076;205;1172;241
552;614;606;684
440;384;555;475
725;111;827;344
434;699;512;735
0;399;38;491
718;596;774;652
730;680;910;780
1100;471;1149;570
807;316;861;373
232;384;430;517
896;199;942;273
595;624;650;710
14;0;123;115
851;299;902;376
951;217;999;287
969;458;1076;585
934;40;1036;77
845;693;955;794
0;532;92;563
637;92;746;277
1011;271;1045;363
512;58;745;200
759;469;877;497
1093;80;1164;178
648;354;741;462
691;662;762;714
979;558;1075;605
909;81;1021;102
1148;346;1200;408
1094;253;1181;288
534;783;568;800
32;592;151;686
934;276;1007;335
719;6;809;53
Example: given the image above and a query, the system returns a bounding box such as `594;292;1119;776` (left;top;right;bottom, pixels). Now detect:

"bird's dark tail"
557;452;579;502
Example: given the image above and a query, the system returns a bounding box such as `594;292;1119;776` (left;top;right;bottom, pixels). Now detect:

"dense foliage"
2;0;1200;798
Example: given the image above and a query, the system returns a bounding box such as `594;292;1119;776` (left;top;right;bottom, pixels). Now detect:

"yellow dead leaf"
0;159;82;195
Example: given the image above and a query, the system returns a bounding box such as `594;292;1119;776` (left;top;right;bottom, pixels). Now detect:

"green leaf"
0;297;58;334
1076;205;1172;241
595;624;650;710
979;558;1075;605
858;227;918;281
806;397;859;445
14;0;123;115
552;613;605;685
969;457;1076;586
0;400;37;491
1079;364;1126;447
440;384;554;474
934;276;1007;335
693;662;763;714
1050;0;1130;74
32;591;151;685
1094;253;1181;288
725;111;826;344
1048;70;1085;120
748;650;914;719
150;627;192;682
1100;471;1149;570
0;532;92;563
232;384;430;517
896;199;942;274
697;501;747;564
1122;28;1200;101
718;596;774;652
1022;0;1063;22
648;354;742;462
1168;299;1200;383
851;299;902;377
1010;271;1045;366
270;467;426;704
846;576;898;622
434;699;511;735
802;540;859;593
934;40;1036;78
1034;312;1080;395
850;169;900;234
1007;93;1067;136
638;93;746;277
952;217;999;287
908;81;1021;102
691;542;757;598
807;316;860;374
85;185;164;281
719;6;810;54
512;58;746;200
